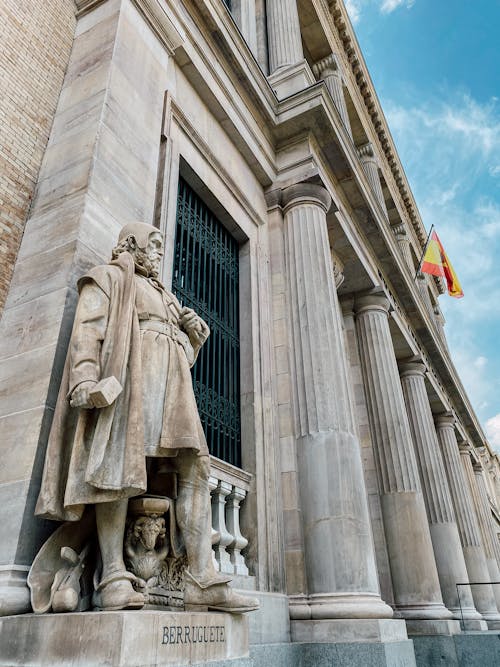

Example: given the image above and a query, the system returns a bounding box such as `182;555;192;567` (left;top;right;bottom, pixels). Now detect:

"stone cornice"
132;0;185;53
327;0;428;248
75;0;105;16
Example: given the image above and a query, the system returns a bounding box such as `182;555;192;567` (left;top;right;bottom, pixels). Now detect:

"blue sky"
344;0;500;450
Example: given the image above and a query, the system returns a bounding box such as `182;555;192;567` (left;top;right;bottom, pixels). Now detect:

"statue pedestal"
0;610;249;666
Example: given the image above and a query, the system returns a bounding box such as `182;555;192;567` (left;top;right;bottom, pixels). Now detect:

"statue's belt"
138;318;192;352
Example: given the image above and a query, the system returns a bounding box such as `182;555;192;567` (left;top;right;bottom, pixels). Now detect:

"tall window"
172;177;241;467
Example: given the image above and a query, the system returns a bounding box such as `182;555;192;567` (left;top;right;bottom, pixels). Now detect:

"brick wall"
0;0;76;314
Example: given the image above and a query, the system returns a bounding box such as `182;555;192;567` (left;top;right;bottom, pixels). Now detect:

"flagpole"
414;224;435;281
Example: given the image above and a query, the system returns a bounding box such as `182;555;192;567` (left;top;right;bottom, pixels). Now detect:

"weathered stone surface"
0;611;249;666
291;618;408;643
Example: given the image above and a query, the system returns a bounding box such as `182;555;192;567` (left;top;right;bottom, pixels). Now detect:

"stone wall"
0;0;76;314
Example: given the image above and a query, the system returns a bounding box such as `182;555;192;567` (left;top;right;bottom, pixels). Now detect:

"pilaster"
400;364;481;623
283;183;392;624
354;293;452;625
0;0;170;614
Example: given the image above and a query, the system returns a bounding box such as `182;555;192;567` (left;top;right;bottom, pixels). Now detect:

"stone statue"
34;222;258;614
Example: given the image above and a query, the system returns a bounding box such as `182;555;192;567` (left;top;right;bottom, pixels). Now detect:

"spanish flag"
420;230;464;298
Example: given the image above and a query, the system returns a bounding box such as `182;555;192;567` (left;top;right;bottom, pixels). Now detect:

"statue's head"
112;222;164;278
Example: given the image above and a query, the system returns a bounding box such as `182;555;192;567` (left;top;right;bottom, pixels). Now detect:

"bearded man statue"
35;222;258;613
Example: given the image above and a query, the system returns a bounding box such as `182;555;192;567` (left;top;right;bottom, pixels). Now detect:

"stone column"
283;184;392;622
400;363;482;624
313;54;353;140
266;0;303;73
231;0;258;55
417;273;434;318
357;143;386;215
354;294;452;623
473;463;500;611
440;430;500;629
433;305;448;351
392;223;413;272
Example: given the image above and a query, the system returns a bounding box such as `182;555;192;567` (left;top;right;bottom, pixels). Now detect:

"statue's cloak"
35;253;147;521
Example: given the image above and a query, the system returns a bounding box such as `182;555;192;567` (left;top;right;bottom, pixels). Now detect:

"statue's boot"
184;571;259;613
92;570;145;611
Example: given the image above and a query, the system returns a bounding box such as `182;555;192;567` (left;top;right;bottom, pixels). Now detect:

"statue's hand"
179;307;209;344
70;380;98;409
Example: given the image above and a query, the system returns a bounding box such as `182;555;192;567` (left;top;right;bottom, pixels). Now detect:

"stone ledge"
290;618;408;643
0;610;249;667
250;640;417;667
405;618;461;636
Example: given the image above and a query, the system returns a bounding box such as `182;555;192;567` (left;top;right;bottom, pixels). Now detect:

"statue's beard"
133;248;160;278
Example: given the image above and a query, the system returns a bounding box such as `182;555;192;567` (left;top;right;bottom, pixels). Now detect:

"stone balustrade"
209;457;251;576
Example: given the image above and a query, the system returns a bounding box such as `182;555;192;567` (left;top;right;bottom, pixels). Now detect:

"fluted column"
448;434;500;628
283;183;392;621
392;223;413;272
354;294;451;621
357;143;387;215
313;54;353;140
433;305;448;350
400;363;481;622
473;463;500;611
417;273;434;319
266;0;303;73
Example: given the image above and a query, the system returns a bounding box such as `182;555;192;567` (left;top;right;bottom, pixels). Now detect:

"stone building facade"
1;1;500;665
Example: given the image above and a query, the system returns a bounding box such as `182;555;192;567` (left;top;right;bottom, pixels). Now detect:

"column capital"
313;53;341;79
392;222;408;239
399;360;427;378
458;441;473;456
435;412;456;429
357;142;377;162
354;291;390;316
472;461;485;475
282;182;332;214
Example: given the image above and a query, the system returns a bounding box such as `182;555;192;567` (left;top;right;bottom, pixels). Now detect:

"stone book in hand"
88;376;123;408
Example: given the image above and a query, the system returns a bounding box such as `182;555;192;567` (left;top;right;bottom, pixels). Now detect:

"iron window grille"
172;177;241;467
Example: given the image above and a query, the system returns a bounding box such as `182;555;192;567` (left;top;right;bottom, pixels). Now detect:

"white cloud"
485;414;500;453
380;0;415;14
345;0;415;24
474;356;488;369
345;0;362;24
382;91;500;427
